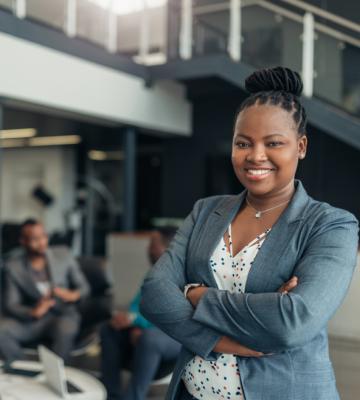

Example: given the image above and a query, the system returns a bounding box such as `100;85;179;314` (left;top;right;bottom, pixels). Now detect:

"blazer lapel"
196;191;247;287
245;180;310;293
12;255;42;300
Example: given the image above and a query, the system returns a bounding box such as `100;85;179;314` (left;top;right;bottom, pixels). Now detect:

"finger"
247;351;264;357
285;280;298;291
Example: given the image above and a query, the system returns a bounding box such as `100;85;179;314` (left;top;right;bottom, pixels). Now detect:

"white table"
0;360;106;400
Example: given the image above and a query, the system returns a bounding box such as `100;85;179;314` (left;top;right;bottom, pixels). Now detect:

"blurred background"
0;0;359;399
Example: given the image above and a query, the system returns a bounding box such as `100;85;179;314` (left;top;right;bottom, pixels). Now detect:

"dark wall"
161;80;360;222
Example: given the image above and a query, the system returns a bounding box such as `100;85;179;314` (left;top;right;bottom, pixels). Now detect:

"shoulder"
4;251;26;274
48;246;75;263
303;198;358;236
193;194;238;214
307;198;357;223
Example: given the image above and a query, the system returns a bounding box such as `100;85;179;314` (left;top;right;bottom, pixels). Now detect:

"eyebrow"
234;133;286;139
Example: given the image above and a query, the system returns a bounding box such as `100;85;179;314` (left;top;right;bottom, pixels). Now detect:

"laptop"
38;345;82;397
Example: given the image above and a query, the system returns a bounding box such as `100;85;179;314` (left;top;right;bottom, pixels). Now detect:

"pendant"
255;211;261;219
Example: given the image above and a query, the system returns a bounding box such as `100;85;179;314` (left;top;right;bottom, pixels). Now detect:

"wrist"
184;283;204;298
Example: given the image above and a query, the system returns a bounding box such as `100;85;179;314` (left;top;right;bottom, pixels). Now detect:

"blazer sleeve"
67;255;90;299
192;210;359;353
140;199;222;360
3;269;34;321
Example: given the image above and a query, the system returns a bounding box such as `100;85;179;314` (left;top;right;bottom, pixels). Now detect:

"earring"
299;154;305;159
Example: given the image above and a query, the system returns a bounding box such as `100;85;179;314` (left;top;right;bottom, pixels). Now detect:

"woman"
140;67;359;400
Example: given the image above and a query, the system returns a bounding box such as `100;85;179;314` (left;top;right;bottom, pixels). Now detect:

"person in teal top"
127;290;153;329
100;227;181;400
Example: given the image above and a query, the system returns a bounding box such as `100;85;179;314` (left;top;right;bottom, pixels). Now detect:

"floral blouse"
182;224;271;400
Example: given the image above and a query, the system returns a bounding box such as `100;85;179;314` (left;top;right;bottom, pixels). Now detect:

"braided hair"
238;67;307;136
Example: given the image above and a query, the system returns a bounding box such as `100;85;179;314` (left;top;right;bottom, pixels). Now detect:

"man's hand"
53;287;80;303
277;276;298;294
187;286;208;307
129;327;143;345
110;311;132;330
213;336;265;357
30;297;55;319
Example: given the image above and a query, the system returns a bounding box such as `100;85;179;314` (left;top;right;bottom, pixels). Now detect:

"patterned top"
182;224;271;400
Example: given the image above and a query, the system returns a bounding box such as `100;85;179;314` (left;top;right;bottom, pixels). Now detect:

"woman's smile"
244;167;276;181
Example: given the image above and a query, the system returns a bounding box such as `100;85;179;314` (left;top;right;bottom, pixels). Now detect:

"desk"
0;360;106;399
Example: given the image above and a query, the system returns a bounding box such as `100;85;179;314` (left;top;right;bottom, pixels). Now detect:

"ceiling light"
88;150;124;161
88;150;107;160
29;135;81;146
0;139;27;148
0;128;37;139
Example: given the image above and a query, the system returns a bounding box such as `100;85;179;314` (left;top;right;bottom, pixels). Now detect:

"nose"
246;144;268;163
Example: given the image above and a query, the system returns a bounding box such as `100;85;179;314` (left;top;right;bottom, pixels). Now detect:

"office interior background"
0;0;359;399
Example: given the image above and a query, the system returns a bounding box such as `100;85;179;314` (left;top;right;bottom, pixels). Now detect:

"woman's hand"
187;286;208;307
277;276;298;294
213;336;265;357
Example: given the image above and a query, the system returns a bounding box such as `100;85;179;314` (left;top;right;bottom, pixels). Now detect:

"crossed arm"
140;199;358;357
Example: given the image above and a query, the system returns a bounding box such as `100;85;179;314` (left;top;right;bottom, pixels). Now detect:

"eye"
267;141;284;147
234;141;251;149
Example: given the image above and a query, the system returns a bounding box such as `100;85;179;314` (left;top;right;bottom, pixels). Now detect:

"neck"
246;180;296;211
27;252;46;264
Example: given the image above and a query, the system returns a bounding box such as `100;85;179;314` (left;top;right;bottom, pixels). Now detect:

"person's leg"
48;310;81;363
100;323;133;400
123;327;181;400
0;317;51;363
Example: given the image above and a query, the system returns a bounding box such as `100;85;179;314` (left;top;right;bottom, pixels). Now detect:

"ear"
298;134;307;159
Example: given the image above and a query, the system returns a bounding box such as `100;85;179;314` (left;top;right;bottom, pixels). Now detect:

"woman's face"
232;104;307;197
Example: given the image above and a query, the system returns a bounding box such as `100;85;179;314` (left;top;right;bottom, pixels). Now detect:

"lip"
244;168;275;181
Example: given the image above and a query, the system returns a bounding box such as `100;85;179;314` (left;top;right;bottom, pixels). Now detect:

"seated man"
0;219;89;364
100;227;181;400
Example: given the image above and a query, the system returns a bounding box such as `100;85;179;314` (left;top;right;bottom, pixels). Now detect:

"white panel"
106;233;151;307
0;32;192;136
0;147;76;233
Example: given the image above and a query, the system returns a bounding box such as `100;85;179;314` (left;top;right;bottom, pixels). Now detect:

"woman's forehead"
235;104;297;135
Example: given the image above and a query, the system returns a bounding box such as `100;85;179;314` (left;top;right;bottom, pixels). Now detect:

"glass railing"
314;30;360;117
242;5;302;73
2;0;359;116
193;14;228;57
173;0;359;118
76;0;108;48
26;0;67;31
117;5;167;63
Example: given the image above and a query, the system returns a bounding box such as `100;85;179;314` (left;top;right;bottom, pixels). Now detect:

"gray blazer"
3;246;90;321
140;181;359;400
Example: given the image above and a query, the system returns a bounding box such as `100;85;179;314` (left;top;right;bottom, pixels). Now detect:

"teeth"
247;169;272;175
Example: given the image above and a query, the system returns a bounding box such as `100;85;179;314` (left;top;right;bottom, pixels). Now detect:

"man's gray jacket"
3;246;90;321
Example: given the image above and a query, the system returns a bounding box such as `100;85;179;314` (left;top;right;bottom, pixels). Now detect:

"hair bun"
245;67;303;96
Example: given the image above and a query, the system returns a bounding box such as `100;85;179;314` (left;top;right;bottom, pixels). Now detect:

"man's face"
148;231;166;265
20;223;49;256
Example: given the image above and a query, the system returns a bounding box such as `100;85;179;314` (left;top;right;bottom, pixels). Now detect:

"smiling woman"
140;67;359;400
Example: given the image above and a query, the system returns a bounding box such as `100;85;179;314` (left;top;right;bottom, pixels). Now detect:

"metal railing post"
107;0;117;53
65;0;77;38
14;0;26;19
179;0;192;60
228;0;241;61
302;12;315;97
138;0;150;62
